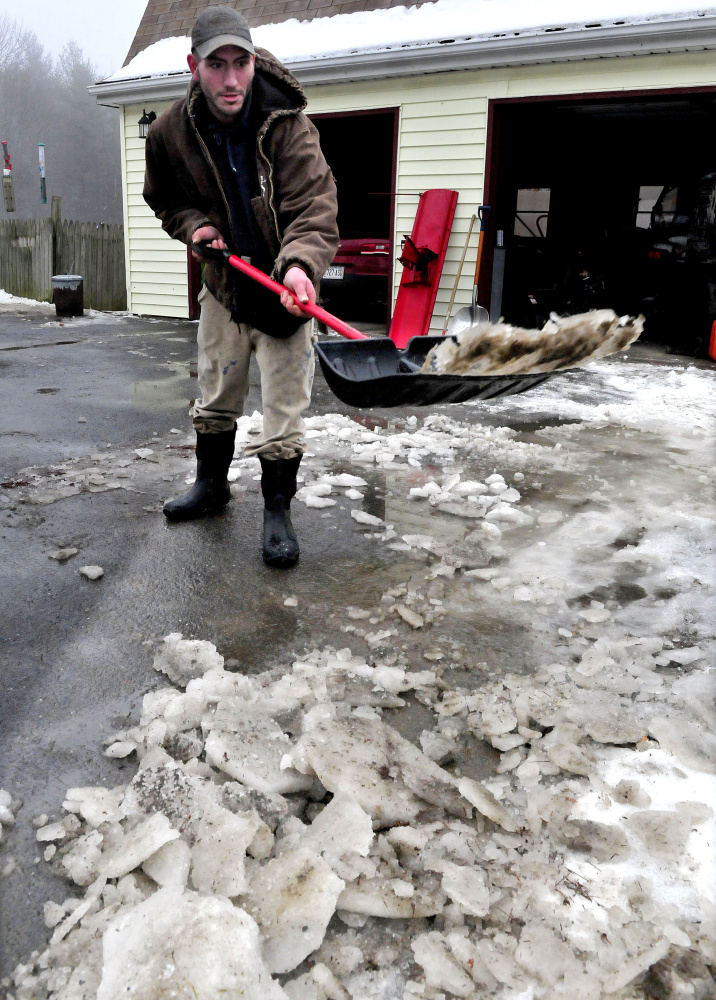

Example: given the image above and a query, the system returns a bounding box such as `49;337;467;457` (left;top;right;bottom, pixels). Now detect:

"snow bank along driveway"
1;355;714;999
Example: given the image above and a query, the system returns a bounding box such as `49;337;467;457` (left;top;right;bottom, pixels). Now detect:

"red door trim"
479;84;716;312
308;107;400;327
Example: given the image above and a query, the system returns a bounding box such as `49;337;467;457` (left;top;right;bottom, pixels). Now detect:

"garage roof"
94;0;716;100
125;0;428;65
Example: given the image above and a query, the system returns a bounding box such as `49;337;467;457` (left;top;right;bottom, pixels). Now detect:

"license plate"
323;265;344;280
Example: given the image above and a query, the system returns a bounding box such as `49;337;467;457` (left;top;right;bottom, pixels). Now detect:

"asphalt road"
0;307;395;972
1;304;710;975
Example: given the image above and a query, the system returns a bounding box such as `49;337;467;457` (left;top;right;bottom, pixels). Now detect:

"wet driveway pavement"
1;304;714;976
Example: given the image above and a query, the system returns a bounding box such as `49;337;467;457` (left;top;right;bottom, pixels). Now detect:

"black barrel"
52;275;83;318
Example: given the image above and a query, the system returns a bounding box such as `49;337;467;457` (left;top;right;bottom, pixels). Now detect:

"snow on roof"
106;0;711;82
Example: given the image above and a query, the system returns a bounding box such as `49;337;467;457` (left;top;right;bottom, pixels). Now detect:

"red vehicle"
320;236;391;316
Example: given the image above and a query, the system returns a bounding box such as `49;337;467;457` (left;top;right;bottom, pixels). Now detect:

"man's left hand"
281;266;315;317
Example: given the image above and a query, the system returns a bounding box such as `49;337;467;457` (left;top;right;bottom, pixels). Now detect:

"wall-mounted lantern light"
138;109;157;139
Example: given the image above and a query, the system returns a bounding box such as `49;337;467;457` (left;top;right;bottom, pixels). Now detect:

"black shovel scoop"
193;242;560;409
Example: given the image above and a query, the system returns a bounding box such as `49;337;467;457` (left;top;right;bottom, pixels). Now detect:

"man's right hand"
192;226;227;258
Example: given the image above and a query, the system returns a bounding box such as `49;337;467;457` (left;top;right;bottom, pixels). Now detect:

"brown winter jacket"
143;48;339;311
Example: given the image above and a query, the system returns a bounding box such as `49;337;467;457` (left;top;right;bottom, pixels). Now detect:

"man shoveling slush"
143;5;339;568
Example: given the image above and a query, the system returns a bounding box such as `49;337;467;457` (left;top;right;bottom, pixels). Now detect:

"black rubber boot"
163;428;236;522
260;454;301;568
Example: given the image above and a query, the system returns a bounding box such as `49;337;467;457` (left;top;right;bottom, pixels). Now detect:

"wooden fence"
0;219;53;303
0;217;126;311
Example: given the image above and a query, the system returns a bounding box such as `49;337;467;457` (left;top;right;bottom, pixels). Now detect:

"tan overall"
190;285;315;460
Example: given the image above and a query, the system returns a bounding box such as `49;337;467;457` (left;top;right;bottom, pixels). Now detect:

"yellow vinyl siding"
305;49;716;333
122;102;189;318
118;50;716;325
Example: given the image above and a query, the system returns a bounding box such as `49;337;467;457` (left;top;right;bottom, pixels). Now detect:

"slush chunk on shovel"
422;309;643;376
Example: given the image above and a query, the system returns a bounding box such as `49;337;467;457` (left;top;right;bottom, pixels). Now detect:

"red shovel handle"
226;253;368;341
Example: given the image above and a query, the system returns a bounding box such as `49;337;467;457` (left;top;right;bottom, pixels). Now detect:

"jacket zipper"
190;118;234;241
256;132;281;251
256;108;299;257
189;100;299;256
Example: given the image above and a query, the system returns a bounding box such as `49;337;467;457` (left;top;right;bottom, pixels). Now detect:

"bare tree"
0;21;123;223
0;14;28;65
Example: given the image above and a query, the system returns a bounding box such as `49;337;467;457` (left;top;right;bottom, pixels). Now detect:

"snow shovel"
442;213;476;335
447;205;490;337
193;242;559;408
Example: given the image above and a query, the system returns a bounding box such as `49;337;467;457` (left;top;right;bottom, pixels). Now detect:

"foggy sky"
0;0;148;77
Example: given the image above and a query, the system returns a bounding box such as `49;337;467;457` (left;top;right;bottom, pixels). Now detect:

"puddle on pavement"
131;362;195;410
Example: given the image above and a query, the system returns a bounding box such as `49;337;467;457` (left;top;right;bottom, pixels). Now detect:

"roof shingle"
124;0;429;64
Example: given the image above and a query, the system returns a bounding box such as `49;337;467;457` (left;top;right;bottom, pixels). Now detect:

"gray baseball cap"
192;5;255;59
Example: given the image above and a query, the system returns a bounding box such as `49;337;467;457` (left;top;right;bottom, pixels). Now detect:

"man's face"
188;44;255;123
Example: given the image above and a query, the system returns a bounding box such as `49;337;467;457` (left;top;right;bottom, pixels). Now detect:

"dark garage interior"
311;110;396;322
486;91;716;357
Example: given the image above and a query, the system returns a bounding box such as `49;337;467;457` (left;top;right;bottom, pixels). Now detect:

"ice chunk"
304;495;336;508
62;829;104;885
153;632;224;685
457;777;517;832
602;938;670;994
134;448;154;459
43;901;65;929
481;521;502;542
412;932;474;997
302;483;333;496
301;716;469;827
667;646;703;665
396;605;424;629
36;821;67;842
547;743;596;776
221;782;288;831
579;607;611;623
49;547;78;561
345;489;364;500
164;730;203;762
409;482;441;498
311;963;351;1000
351;510;384;527
454;480;487;496
436;860;489;917
538;511;563;525
63;786;124;827
555;820;631;862
585;712;644;745
575;648;614;676
649;716;716;774
79;565;104;580
205;718;314;795
514;923;576;987
104;740;139;760
611;779;651;808
485;504;532;525
121;763;211;833
102;813;180;879
481;703;518;736
97;888;286;1000
337;873;443;918
320;474;367;487
299;792;374;875
624;810;704;861
246;847;344;974
142;837;191;889
191;804;261;896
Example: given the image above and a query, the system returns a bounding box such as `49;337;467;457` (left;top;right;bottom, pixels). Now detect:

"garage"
483;89;716;357
310;109;398;323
